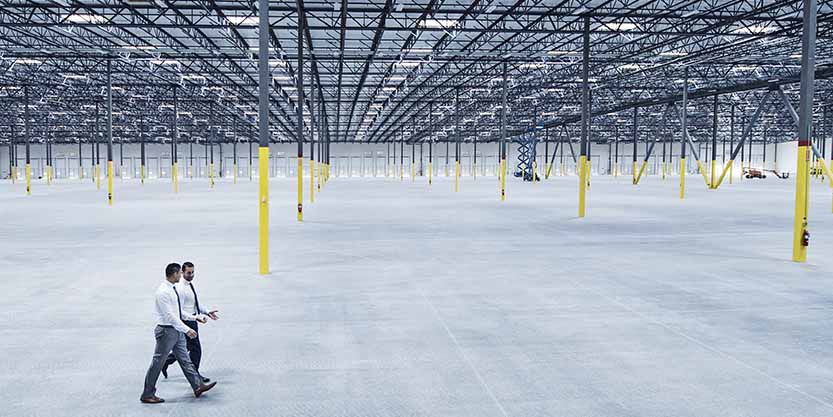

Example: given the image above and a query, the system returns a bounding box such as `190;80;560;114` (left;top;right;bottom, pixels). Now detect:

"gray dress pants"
141;325;202;399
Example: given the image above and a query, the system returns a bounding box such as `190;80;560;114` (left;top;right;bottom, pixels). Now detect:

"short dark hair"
165;263;181;277
182;261;194;270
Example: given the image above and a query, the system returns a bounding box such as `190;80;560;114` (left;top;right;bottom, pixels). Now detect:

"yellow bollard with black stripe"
455;161;460;192
108;161;114;206
500;158;506;201
172;162;178;194
297;156;303;222
793;144;810;262
25;163;31;195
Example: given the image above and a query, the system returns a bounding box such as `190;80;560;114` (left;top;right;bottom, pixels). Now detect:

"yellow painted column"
632;161;637;184
172;162;178;194
259;147;269;274
400;164;404;182
233;164;238;184
428;162;433;185
532;161;538;184
586;159;591;188
578;155;588;217
25;163;31;195
297;156;304;222
107;161;114;206
473;163;477;181
96;164;101;190
445;163;449;177
10;164;15;183
209;163;215;188
792;145;810;262
560;161;564;176
679;158;686;199
140;164;145;185
455;161;460;192
500;158;507;201
661;162;666;180
411;162;415;183
46;165;52;185
309;159;314;203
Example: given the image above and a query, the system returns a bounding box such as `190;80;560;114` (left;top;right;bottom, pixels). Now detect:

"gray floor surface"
2;174;833;417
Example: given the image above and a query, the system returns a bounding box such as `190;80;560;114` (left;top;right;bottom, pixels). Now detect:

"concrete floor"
2;173;833;417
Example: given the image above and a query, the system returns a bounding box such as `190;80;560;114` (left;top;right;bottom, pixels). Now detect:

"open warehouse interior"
2;1;833;416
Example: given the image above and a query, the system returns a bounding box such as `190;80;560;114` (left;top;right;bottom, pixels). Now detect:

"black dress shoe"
140;396;165;404
194;381;217;398
201;377;211;383
161;365;168;379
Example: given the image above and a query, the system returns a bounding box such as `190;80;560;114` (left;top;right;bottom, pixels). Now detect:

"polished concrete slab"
2;173;833;416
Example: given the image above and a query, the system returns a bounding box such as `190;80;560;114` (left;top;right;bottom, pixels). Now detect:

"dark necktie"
172;286;184;321
189;282;201;315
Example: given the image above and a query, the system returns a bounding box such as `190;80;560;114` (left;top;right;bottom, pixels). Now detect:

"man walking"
162;261;219;381
140;263;217;404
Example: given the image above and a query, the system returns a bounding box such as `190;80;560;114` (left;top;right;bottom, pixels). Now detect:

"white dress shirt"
175;280;211;321
154;280;191;334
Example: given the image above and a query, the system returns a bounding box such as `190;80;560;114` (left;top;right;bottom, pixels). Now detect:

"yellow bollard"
792;145;810;262
500;158;506;201
108;161;114;206
233;163;238;184
172;162;178;194
46;165;52;185
141;164;145;184
259;147;269;274
411;163;415;183
455;161;460;192
428;162;433;185
209;163;214;188
532;161;538;184
297;156;303;222
474;163;477;181
578;155;588;217
632;161;637;184
25;163;31;195
679;158;686;199
96;164;101;190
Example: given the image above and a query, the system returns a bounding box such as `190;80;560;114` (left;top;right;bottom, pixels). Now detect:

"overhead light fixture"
387;76;406;82
396;61;422;68
122;45;156;51
151;59;180;65
547;50;578;56
659;51;688;57
181;75;206;81
227;16;258;26
603;22;638;31
407;48;433;54
619;63;641;70
15;58;43;65
733;25;773;34
519;62;547;69
418;18;458;29
65;14;107;24
62;74;87;80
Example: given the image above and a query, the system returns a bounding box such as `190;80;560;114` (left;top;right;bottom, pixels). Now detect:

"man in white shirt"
140;263;217;404
162;261;219;382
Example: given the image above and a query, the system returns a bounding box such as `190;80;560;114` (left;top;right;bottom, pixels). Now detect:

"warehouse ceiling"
1;0;832;146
